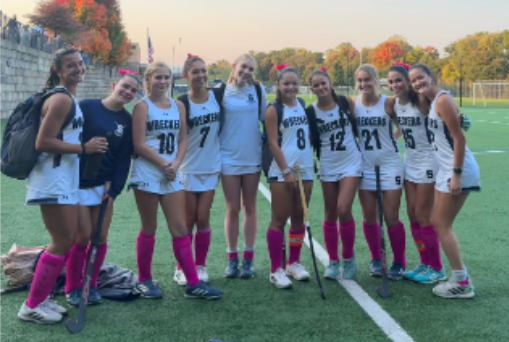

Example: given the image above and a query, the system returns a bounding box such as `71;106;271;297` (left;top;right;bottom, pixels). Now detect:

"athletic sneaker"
414;267;447;284
403;263;428;280
66;289;81;307
369;259;382;277
135;279;163;299
184;281;222;300
286;262;310;281
197;266;210;283
42;297;67;315
88;287;102;305
342;257;357;280
323;260;341;280
240;258;254;279
224;258;239;278
173;269;187;286
432;278;475;299
388;262;406;281
270;268;292;289
18;301;63;324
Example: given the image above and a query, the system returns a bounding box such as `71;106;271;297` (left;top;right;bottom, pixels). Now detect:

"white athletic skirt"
267;167;314;183
359;168;404;191
221;164;261;176
180;172;220;192
435;167;481;194
78;185;105;206
25;189;79;206
128;174;182;195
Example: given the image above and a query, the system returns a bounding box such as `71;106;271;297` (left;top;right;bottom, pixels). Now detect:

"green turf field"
1;106;508;342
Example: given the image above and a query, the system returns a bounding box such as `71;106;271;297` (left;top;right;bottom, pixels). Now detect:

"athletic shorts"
128;173;182;195
180;172;220;192
221;164;261;176
359;168;404;191
318;169;363;182
25;189;79;206
404;163;437;184
267;167;314;183
78;185;105;206
435;167;481;194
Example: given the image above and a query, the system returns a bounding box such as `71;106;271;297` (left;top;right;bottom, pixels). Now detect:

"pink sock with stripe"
288;226;306;265
322;220;339;262
64;243;88;293
266;228;283;273
172;235;199;286
136;231;155;282
410;222;429;265
388;221;406;266
339;218;356;260
362;222;381;260
26;251;65;308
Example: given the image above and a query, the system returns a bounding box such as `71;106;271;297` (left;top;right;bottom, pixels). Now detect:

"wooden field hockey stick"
294;164;325;300
375;165;390;298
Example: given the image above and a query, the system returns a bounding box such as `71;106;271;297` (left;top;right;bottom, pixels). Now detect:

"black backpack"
261;97;306;178
1;87;76;180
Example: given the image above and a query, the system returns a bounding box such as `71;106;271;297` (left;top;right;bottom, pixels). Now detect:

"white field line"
472;119;509;126
257;183;416;342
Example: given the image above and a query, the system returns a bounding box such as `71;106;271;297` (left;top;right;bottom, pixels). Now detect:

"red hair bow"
187;53;198;59
319;66;327;72
275;64;289;71
393;61;410;70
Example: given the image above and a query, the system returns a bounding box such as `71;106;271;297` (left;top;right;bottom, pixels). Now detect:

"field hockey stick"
65;194;110;334
375;165;390;298
294;164;325;300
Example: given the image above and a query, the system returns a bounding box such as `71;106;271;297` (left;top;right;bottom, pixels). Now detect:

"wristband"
281;168;292;176
453;168;462;175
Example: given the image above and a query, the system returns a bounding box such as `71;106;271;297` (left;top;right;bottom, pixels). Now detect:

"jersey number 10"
158;133;175;155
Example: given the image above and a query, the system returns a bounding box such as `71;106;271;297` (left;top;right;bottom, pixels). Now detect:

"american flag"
147;31;154;64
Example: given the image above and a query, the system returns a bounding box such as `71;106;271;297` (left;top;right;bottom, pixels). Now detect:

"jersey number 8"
296;128;306;150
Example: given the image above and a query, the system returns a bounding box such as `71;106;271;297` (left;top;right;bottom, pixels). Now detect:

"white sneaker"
42;297;67;315
197;266;210;283
18;301;63;324
173;269;187;286
286;262;310;281
432;278;475;299
270;268;292;289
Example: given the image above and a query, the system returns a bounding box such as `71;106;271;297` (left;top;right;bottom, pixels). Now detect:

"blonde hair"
143;61;172;95
227;53;259;85
354;63;379;94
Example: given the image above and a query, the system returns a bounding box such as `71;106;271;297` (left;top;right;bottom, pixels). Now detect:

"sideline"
258;183;416;342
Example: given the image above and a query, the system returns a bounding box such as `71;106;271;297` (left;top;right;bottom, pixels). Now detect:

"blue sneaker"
66;289;81;307
403;263;428;280
240;258;254;279
224;258;239;278
135;279;163;299
88;287;102;305
414;267;447;284
388;262;406;280
323;260;341;280
184;281;223;300
369;259;382;277
342;257;357;280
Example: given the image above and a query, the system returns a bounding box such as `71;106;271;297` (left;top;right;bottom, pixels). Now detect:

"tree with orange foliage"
371;41;405;72
27;0;82;39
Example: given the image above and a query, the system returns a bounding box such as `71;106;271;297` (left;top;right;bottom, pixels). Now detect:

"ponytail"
43;47;80;91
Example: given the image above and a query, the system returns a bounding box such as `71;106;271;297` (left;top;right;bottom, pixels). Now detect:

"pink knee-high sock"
26;251;65;308
86;242;108;289
172;235;199;286
194;229;211;267
177;233;193;270
136;231;155;283
340;219;356;260
388;221;406;266
421;225;442;271
362;222;381;260
322;221;339;262
64;243;88;293
266;228;284;273
288;226;306;265
410;222;429;265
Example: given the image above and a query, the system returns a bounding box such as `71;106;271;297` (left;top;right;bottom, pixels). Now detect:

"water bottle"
83;133;110;179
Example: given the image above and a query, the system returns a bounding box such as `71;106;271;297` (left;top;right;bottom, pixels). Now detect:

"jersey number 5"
401;129;415;149
158;133;175;155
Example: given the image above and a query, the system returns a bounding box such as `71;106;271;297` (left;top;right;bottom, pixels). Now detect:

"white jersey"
313;103;362;177
26;94;83;196
355;95;402;171
395;98;435;169
268;102;314;175
180;90;221;174
429;91;478;172
219;83;267;167
130;97;181;184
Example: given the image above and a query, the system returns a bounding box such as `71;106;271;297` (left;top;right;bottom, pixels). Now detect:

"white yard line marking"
258;183;416;342
472;120;509;126
472;150;507;154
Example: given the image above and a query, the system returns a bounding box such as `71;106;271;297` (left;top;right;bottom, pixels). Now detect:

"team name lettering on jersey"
317;117;350;135
428;118;439;129
146;119;180;131
357;117;387;127
190;112;220;128
397;116;422;127
282;115;308;129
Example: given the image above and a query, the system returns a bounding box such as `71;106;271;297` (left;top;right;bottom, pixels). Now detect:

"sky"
2;0;508;67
